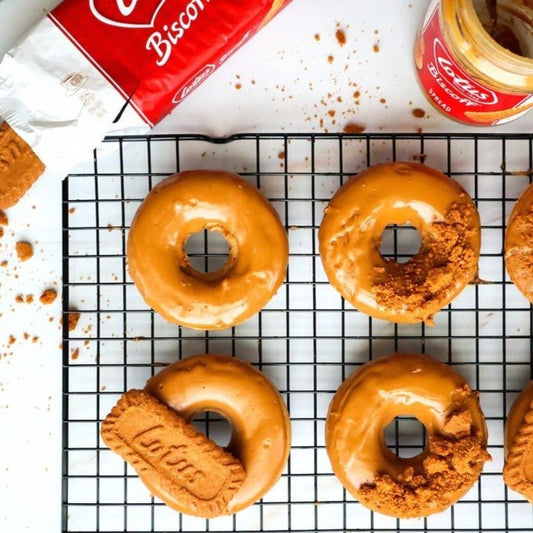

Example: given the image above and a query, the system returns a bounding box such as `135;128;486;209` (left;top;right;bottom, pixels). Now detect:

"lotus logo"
89;0;167;28
433;39;498;105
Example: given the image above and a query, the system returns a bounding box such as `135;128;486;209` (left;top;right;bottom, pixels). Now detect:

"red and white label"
49;0;291;126
416;1;532;125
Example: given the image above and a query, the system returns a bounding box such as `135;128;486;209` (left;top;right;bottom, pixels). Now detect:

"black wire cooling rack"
62;132;533;533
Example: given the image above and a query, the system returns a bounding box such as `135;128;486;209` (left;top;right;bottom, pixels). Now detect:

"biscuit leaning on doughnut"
325;352;490;518
319;162;480;324
101;354;291;517
127;170;288;330
503;381;533;502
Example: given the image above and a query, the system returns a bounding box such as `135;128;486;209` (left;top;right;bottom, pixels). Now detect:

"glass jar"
415;0;533;125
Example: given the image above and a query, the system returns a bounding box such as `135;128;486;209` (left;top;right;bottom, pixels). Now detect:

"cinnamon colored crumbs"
343;123;366;134
357;405;490;518
16;241;33;261
0;211;8;226
336;29;346;46
372;204;478;324
68;312;81;332
412;108;426;118
40;289;57;305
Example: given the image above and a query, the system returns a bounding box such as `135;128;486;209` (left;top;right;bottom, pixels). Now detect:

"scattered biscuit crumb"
373;43;380;53
336;28;346;47
0;211;7;226
71;348;79;361
68;312;81;332
314;33;320;41
16;242;33;262
412;108;426;118
69;207;76;214
343;122;367;134
278;151;285;160
327;55;334;64
40;289;57;305
8;335;15;346
0;261;7;268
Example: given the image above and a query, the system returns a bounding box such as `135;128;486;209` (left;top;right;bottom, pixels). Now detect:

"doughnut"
503;381;533;502
145;354;291;514
325;352;490;518
318;162;481;324
505;183;533;302
127;170;288;330
101;389;246;518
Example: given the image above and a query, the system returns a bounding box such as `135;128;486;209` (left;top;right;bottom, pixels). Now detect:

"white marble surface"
0;0;531;531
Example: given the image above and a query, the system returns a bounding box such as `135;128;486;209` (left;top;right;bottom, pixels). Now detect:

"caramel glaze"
318;162;480;323
325;353;488;514
127;170;288;330
145;354;291;514
503;381;533;502
505;182;533;303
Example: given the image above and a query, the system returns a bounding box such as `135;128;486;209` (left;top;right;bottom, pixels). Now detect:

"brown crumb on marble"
1;261;7;268
328;55;334;64
26;294;33;304
68;312;81;332
8;335;15;346
0;211;8;226
235;83;242;90
16;241;33;261
343;122;366;134
40;289;57;305
69;207;76;214
0;228;3;238
278;151;285;160
412;108;426;118
336;28;346;46
71;348;79;361
373;43;380;53
314;33;320;41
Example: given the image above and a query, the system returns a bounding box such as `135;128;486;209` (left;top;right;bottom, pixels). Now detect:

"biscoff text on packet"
0;0;291;182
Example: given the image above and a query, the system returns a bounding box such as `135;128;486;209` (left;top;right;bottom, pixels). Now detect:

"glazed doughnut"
145;354;291;514
505;183;533;302
503;381;533;502
127;170;288;330
325;352;490;518
318;162;480;324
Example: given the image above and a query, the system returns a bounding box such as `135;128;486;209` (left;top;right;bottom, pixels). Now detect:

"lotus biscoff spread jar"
415;0;533;125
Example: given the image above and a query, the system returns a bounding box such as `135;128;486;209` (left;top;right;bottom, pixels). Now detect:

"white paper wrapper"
0;18;147;177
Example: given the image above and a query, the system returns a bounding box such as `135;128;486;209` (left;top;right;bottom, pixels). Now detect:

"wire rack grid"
62;132;533;533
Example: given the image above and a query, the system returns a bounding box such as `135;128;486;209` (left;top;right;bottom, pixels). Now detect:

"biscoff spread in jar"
415;0;533;125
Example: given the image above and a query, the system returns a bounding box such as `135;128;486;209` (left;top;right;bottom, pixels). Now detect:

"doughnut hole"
384;415;427;459
379;224;422;264
192;411;233;448
183;226;236;280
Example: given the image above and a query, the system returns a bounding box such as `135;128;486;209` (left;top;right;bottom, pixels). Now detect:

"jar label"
49;0;291;126
416;1;532;125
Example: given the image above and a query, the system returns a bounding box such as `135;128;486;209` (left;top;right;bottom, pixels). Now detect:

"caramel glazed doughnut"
503;381;533;502
505;182;533;303
319;162;481;324
145;354;291;514
127;170;288;330
326;353;490;518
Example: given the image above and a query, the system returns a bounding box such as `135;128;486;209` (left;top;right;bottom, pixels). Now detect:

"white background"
0;0;531;531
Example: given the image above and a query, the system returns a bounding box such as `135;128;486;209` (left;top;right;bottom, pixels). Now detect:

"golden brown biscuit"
101;389;246;518
503;381;533;502
0;122;45;210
